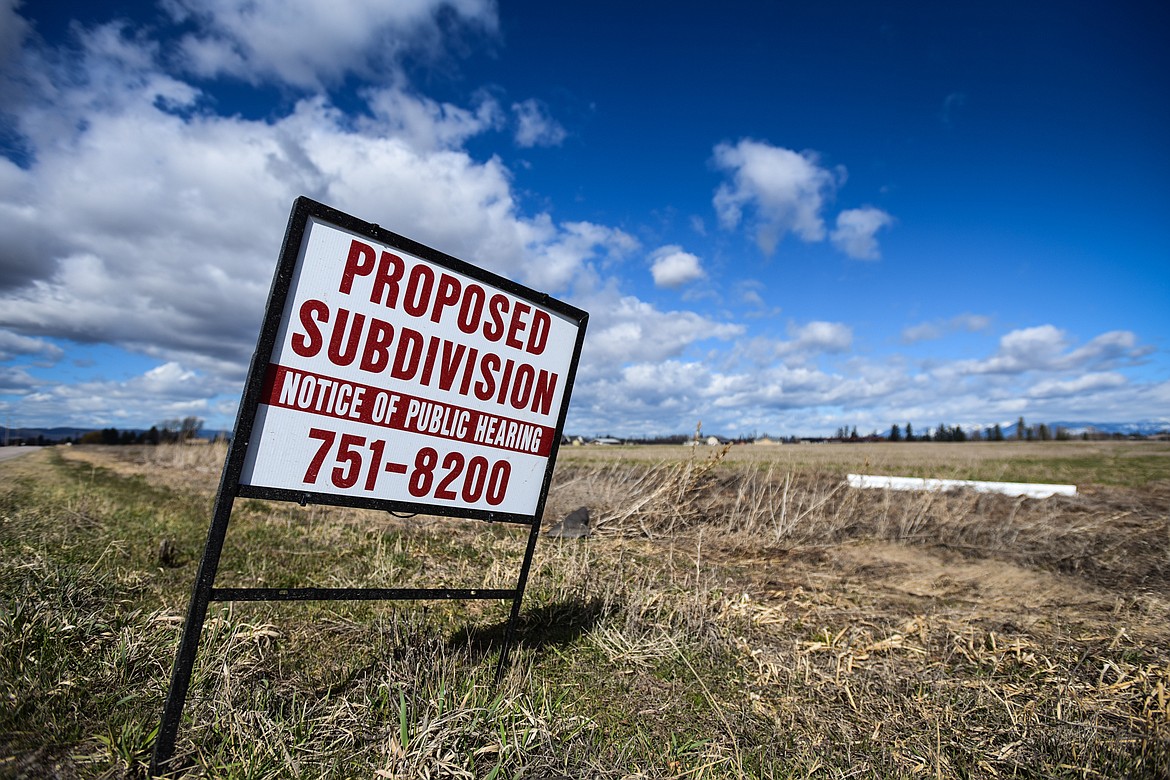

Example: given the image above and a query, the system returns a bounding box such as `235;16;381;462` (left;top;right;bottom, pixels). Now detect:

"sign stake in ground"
151;197;587;776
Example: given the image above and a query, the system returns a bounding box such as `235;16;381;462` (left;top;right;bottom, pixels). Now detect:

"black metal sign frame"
150;197;587;776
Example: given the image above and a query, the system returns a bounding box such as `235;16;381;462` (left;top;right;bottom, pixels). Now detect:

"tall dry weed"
549;459;1170;594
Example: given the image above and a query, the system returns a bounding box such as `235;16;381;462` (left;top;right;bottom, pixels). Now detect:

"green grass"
0;449;769;777
982;453;1170;488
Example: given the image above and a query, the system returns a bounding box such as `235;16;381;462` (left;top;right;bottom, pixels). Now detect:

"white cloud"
554;295;1162;437
953;325;1068;375
362;84;503;152
580;292;743;374
1;9;732;433
786;320;852;354
649;245;705;288
951;326;1148;377
952;313;992;333
830;206;894;260
727;321;852;364
1064;330;1151;369
901;313;992;343
0;14;637;387
139;361;202;394
511;99;567;148
1028;372;1127;399
523;221;638;291
712;139;840;254
0;4;1163;438
6;360;232;426
165;0;497;89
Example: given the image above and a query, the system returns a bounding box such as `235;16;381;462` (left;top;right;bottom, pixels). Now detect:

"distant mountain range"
999;421;1169;437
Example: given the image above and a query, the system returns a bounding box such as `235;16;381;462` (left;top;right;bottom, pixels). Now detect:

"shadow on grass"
449;598;610;659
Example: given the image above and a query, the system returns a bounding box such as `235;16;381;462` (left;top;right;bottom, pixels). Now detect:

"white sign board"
237;199;587;521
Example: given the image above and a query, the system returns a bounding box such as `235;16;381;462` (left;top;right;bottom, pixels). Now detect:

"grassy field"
1;441;1167;778
562;439;1170;488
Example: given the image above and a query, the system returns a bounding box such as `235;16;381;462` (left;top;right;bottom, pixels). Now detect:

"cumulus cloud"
728;321;852;365
1065;330;1152;369
830;206;894;260
712;139;891;260
1;6;757;431
362;85;503;151
575;314;1168;436
165;0;497;89
0;3;1162;437
0;12;638;378
648;245;705;288
952;325;1067;375
952;326;1148;376
1028;372;1127;399
522;333;905;433
8;360;232;425
712;139;841;254
581;292;743;372
511;99;567;148
785;320;852;354
524;221;639;291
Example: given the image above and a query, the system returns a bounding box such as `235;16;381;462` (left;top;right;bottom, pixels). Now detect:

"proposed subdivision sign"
238;202;583;520
151;197;587;776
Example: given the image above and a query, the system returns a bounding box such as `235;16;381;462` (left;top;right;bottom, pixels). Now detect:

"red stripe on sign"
259;364;554;457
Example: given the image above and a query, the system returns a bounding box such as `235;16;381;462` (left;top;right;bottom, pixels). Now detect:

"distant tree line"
885;422;974;442
563;421;1162;447
76;417;207;445
834;417;1146;443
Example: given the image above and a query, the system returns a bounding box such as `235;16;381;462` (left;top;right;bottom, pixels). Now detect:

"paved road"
0;446;42;462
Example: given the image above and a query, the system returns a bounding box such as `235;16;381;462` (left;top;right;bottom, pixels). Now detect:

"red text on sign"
339;239;551;356
290;300;558;416
302;428;509;505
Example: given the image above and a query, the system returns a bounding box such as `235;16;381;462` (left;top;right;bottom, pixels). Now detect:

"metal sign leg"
494;517;543;683
150;492;236;776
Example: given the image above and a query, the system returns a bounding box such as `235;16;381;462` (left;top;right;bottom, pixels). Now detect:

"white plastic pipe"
847;473;1076;499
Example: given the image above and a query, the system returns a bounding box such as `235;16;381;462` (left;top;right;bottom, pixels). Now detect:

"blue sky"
1;0;1167;437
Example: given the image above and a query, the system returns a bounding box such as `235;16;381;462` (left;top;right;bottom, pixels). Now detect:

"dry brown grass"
3;442;1167;778
561;437;1170;464
546;443;1170;593
544;442;1170;776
